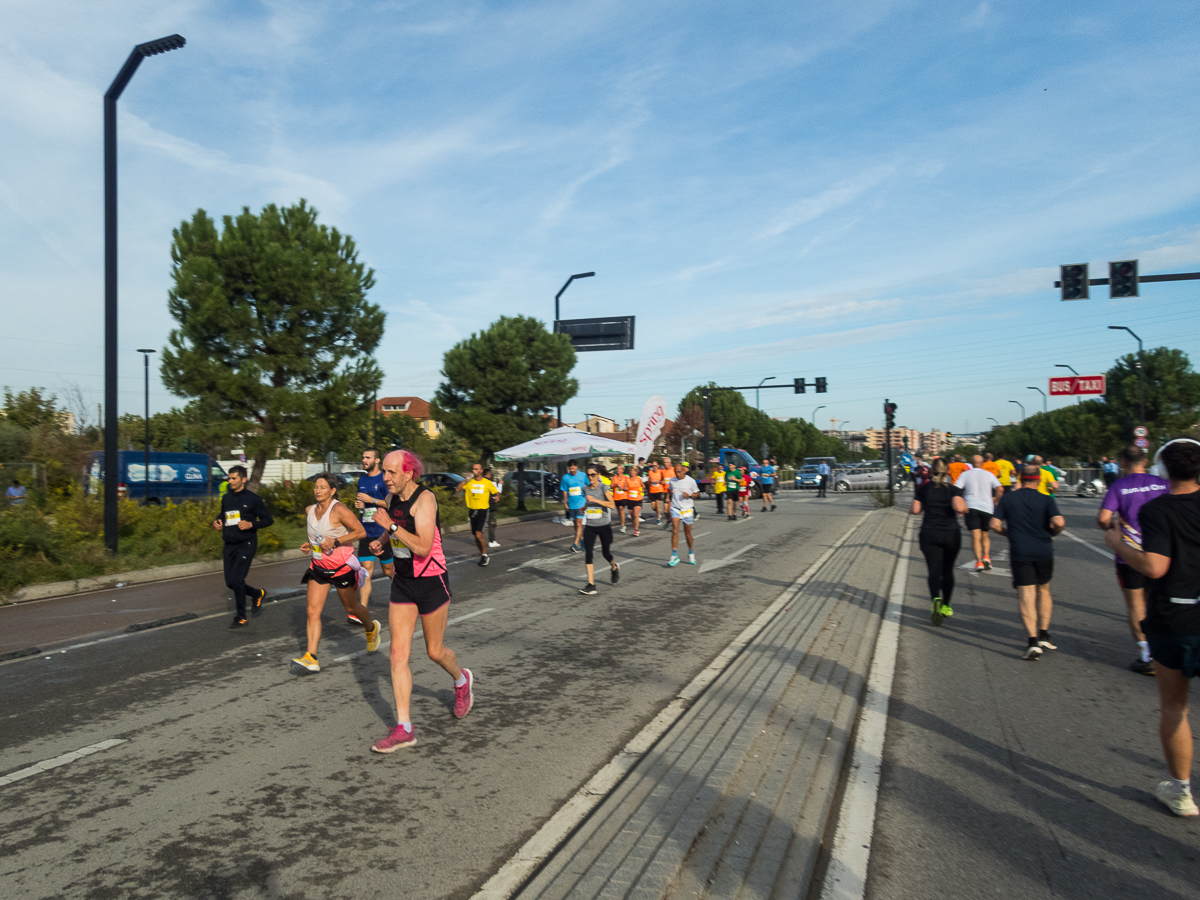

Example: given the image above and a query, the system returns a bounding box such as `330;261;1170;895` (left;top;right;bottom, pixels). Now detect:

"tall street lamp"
1028;386;1047;414
756;376;776;411
1056;363;1081;404
987;417;1000;428
553;271;594;428
1108;325;1146;425
104;34;186;552
811;405;826;425
136;349;155;504
1009;400;1025;422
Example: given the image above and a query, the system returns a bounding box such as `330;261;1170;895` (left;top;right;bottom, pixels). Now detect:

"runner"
368;449;473;752
611;464;630;533
991;465;1065;660
1105;439;1200;816
667;463;701;566
625;465;645;536
955;454;1003;572
483;466;502;549
712;461;727;515
911;458;968;625
659;458;676;529
1097;445;1169;675
992;453;1016;493
1031;455;1059;495
456;462;498;566
291;473;380;674
947;454;971;484
738;465;752;518
760;458;777;512
725;461;743;520
352;447;394;625
559;460;589;553
816;459;831;498
578;465;619;594
647;461;666;524
211;465;274;628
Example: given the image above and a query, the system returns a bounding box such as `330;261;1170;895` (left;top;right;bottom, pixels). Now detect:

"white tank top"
306;500;352;568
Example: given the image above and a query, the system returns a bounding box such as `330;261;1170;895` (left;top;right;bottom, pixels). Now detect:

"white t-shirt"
670;476;699;511
955;468;1003;514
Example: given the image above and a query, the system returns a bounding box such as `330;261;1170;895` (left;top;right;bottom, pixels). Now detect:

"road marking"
819;516;914;900
470;509;875;900
0;738;127;788
1061;529;1115;560
697;544;757;574
330;608;496;663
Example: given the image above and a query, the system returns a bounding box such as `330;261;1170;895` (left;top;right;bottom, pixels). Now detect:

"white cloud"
757;165;896;239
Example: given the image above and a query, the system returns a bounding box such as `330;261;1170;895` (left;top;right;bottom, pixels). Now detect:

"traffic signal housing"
1110;260;1139;298
815;377;827;393
1061;263;1089;301
884;400;897;429
794;378;806;394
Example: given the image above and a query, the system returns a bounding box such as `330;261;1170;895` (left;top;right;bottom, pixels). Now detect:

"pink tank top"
306;500;355;571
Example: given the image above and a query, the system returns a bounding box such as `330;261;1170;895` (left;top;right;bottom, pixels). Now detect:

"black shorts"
1146;634;1200;678
357;535;394;563
389;573;452;616
1116;562;1146;591
964;509;992;531
469;508;489;534
1012;558;1053;588
302;563;358;590
760;483;774;492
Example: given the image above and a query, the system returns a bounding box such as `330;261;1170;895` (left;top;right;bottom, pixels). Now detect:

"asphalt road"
0;491;871;900
868;495;1200;899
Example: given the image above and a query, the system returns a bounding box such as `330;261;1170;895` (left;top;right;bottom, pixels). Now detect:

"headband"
1151;438;1200;478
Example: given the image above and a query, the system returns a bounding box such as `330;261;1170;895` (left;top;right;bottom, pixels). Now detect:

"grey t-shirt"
583;482;612;527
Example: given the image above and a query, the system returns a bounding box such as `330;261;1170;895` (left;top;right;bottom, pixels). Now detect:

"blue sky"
3;0;1199;439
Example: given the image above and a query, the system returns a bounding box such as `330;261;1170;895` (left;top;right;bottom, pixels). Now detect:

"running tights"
584;525;614;565
918;528;961;604
223;539;261;618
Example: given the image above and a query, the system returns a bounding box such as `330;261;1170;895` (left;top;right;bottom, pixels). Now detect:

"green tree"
3;387;63;430
162;200;385;489
1106;348;1200;438
429;316;577;463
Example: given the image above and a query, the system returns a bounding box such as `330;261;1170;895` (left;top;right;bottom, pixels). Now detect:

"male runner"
352;448;394;624
559;460;589;552
712;461;727;515
991;465;1065;659
991;453;1015;492
456;462;498;566
369;449;473;752
659;458;676;529
725;462;743;519
947;454;971;484
611;465;630;533
667;463;701;566
1097;445;1169;675
760;458;777;511
625;465;644;536
816;459;831;498
1105;439;1200;816
956;454;1003;571
212;465;273;628
1031;455;1059;495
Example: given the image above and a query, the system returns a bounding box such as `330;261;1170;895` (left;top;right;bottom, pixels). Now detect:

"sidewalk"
499;507;907;900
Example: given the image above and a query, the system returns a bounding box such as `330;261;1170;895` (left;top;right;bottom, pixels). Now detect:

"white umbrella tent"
494;427;637;509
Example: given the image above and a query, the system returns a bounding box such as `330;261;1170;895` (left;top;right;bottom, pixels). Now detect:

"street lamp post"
1009;400;1025;422
137;349;155;504
104;33;186;552
553;272;594;429
1028;386;1047;414
1108;325;1146;424
811;405;826;425
1056;363;1081;405
756;376;776;411
987;417;1000;428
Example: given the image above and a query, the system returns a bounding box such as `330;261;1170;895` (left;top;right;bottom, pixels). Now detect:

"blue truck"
86;452;226;504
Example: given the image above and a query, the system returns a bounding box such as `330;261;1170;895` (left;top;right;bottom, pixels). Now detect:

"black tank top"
387;484;446;578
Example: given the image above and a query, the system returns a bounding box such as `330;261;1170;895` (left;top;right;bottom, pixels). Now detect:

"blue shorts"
1147;634;1200;678
566;507;585;520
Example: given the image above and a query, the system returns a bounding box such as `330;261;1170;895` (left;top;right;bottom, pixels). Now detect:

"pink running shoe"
371;723;416;753
454;668;475;718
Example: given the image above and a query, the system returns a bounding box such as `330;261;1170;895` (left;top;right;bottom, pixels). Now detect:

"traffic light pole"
700;379;827;462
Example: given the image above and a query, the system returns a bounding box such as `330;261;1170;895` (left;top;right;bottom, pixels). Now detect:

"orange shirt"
661;466;675;481
981;461;1001;479
612;474;628;501
948;462;969;483
626;478;644;501
648;469;665;493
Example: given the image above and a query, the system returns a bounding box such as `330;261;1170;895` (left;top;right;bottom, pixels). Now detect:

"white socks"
1138;641;1151;663
454;673;467;687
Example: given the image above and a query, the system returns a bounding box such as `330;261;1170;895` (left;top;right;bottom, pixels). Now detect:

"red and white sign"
1048;375;1106;396
634;395;667;463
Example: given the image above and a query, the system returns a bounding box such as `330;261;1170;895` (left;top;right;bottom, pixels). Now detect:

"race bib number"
679;507;694;521
362;507;375;521
569;486;582;496
224;510;241;526
585;507;604;520
471;485;484;494
390;534;412;558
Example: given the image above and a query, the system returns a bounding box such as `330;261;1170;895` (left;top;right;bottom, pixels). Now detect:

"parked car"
831;460;908;492
794;465;822;490
419;472;466;491
503;469;560;498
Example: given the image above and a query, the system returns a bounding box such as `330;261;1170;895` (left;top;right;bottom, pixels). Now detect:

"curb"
1;509;562;606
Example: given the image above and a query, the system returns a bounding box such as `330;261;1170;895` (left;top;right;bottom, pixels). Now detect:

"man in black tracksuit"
212;465;274;628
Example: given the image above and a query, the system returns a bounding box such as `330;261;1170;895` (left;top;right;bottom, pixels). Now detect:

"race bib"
585;507;604;520
311;541;323;560
224;510;241;526
678;507;694;521
390;534;412;558
471;485;484;494
569;486;582;496
362;507;375;521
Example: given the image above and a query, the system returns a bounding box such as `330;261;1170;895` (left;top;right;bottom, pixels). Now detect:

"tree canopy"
161;200;384;488
429;316;577;462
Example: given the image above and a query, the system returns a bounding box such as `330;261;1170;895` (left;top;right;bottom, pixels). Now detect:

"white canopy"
494;426;637;463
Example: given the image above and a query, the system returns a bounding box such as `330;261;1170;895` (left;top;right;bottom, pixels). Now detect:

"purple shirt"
1101;472;1169;550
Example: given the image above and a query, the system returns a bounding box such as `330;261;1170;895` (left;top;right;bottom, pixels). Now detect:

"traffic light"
884;400;897;429
794;378;806;394
1110;259;1139;298
815;377;827;393
1061;263;1089;301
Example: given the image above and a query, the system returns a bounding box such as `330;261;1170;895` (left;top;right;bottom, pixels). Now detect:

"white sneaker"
1023;645;1043;661
488;540;501;548
1156;780;1200;817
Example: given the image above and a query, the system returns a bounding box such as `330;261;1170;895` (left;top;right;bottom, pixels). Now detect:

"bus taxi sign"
1048;375;1106;396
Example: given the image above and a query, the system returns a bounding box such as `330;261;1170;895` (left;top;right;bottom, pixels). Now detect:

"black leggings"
584;525;614;565
919;528;961;604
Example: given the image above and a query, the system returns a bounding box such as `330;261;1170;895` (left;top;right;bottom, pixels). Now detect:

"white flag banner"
634;395;667;463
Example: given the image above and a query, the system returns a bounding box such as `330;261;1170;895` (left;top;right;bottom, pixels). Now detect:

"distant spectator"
1103;456;1120;488
6;479;26;506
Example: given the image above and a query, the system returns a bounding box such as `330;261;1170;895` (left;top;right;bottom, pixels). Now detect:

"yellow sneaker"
290;652;320;675
366;620;382;653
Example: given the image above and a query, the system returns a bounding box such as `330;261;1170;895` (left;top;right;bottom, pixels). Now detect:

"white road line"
330;608;496;663
697;544;757;574
1061;529;1115;560
819;516;914;900
0;738;127;788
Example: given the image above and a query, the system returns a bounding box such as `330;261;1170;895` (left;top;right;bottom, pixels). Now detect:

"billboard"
1049;375;1106;396
554;316;635;352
